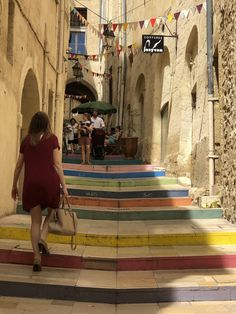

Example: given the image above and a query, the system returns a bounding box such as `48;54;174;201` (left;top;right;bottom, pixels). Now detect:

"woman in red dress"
11;112;68;271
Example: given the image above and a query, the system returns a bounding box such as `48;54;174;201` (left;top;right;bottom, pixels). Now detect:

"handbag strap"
62;196;77;250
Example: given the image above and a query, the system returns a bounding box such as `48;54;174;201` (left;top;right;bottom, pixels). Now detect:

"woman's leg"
30;206;42;260
40;208;54;242
81;144;86;164
86;144;91;163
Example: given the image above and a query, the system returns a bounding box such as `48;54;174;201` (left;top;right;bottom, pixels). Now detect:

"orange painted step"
69;196;192;208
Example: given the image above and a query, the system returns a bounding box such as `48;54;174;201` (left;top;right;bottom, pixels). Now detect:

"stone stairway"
1;156;236;303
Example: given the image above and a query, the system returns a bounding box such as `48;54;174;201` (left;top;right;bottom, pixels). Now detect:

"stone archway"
21;69;40;139
133;74;145;139
19;69;40;196
64;80;97;120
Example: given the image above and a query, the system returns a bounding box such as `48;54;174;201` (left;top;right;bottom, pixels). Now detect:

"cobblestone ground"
0;297;236;314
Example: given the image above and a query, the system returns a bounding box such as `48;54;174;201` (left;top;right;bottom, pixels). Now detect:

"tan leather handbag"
48;197;78;250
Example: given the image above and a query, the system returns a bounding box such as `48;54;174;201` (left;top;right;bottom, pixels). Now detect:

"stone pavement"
0;297;236;314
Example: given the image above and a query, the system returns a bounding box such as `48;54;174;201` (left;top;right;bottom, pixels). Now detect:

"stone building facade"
108;0;218;192
0;0;70;217
217;0;236;222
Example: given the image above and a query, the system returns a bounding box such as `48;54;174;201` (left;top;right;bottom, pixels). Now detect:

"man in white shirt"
91;110;105;129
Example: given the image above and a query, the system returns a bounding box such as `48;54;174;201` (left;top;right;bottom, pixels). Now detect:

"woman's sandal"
33;257;42;272
38;239;50;255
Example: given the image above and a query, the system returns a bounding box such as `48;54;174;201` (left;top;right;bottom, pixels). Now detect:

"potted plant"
121;104;138;159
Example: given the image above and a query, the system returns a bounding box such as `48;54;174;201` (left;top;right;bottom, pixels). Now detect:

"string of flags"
83;66;112;80
72;9;103;38
100;3;206;32
65;94;88;100
66;51;99;61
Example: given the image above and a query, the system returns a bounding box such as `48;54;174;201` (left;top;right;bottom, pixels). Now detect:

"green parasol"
71;101;117;115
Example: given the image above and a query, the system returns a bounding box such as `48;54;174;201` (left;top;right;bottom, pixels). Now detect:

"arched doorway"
133;74;145;138
21;69;40;139
64;80;97;120
19;69;40;196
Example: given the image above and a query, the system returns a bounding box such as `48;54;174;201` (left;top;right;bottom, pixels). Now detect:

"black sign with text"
142;35;164;53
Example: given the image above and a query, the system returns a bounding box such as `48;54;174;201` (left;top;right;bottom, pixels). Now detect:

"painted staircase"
1;155;236;303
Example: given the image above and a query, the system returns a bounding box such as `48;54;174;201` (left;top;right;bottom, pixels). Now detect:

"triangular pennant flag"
196;4;203;13
167;13;174;22
133;22;138;30
112;24;118;32
174;12;181;20
156;18;161;28
191;6;196;16
128;23;133;30
103;24;108;32
139;20;144;29
180;9;190;19
203;3;207;11
118;23;123;31
123;23;128;31
144;19;149;28
150;18;156;27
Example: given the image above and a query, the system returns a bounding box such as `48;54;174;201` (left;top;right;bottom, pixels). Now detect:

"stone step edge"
1;227;236;246
1;280;236;303
1;248;236;271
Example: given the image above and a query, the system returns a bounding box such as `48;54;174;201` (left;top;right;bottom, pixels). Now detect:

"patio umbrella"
71;101;117;115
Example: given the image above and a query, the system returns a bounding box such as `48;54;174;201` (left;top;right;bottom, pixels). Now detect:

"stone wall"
218;0;236;222
0;0;70;217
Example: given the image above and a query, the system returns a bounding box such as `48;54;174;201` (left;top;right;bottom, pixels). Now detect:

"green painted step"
65;176;178;187
16;204;222;220
62;157;143;165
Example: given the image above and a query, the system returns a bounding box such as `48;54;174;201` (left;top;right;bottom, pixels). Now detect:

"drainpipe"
119;0;127;126
206;0;216;195
55;0;65;143
42;24;48;112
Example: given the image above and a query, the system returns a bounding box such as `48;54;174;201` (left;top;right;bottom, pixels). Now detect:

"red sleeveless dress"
20;134;61;211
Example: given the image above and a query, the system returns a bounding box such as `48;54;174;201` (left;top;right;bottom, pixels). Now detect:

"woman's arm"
53;148;69;196
11;154;24;200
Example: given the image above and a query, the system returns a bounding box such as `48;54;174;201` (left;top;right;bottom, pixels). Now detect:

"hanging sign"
142;35;164;53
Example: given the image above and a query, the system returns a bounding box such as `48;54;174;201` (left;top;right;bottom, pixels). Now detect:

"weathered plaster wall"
0;0;70;217
218;0;236;222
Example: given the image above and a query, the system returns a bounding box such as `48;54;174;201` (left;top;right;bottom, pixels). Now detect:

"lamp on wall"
103;22;115;50
72;61;83;80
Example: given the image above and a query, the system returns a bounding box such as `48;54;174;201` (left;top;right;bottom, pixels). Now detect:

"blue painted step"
68;188;189;199
64;170;166;179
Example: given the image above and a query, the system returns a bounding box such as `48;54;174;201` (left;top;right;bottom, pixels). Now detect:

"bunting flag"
98;2;206;31
65;94;88;100
67;52;99;61
82;66;112;80
72;10;103;38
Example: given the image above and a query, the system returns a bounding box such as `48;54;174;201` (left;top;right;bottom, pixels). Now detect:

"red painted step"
69;196;192;208
1;249;236;271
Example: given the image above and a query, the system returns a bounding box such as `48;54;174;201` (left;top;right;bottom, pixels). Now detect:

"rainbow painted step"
1;216;236;247
65;176;179;188
2;263;236;303
16;204;222;220
67;186;189;199
63;169;166;179
62;156;143;165
0;240;235;271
